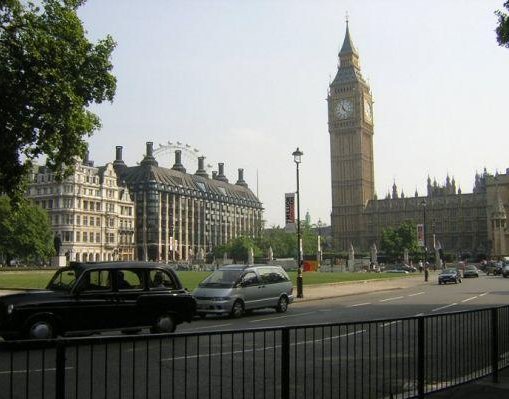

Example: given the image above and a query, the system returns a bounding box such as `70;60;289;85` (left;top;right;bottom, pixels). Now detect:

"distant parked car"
463;265;479;278
0;262;196;340
390;264;416;273
438;268;462;285
502;263;509;278
193;264;294;318
486;262;502;276
385;269;409;274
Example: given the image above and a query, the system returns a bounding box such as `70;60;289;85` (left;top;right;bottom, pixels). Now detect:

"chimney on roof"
212;171;218;179
116;146;123;161
113;145;127;173
195;156;208;178
140;141;158;167
82;150;94;167
236;168;248;188
216;163;228;183
171;150;186;173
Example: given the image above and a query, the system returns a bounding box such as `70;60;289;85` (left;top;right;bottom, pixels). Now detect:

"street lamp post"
292;148;304;298
421;199;428;281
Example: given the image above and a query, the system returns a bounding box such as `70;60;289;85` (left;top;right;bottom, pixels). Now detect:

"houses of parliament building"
329;22;509;258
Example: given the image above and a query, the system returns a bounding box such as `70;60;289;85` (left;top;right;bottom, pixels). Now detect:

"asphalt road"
2;274;509;399
179;274;509;332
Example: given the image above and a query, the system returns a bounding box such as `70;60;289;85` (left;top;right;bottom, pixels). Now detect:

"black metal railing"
1;306;508;399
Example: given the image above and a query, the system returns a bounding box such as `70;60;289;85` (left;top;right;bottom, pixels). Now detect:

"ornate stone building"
329;23;508;258
114;142;263;262
28;143;263;263
28;157;136;262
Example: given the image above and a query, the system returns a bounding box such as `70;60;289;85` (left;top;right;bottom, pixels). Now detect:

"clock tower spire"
328;21;375;251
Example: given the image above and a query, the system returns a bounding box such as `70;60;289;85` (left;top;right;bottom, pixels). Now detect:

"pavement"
1;273;508;398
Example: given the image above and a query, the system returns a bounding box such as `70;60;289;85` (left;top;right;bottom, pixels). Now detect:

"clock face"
335;99;354;120
364;98;372;122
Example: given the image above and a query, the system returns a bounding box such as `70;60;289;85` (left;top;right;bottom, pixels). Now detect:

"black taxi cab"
0;262;196;340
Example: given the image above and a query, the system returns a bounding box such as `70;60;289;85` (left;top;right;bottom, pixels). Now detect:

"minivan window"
259;267;288;284
199;269;243;288
241;271;258;286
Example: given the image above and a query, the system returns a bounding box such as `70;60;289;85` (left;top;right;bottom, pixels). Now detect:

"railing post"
281;328;290;399
55;340;66;399
492;308;499;383
417;316;425;399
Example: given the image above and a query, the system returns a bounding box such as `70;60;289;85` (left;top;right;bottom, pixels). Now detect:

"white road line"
479;292;489;297
161;329;367;362
0;366;73;376
408;292;425;297
432;303;457;312
349;302;371;307
461;296;478;303
380;321;402;328
250;311;316;323
183;323;232;331
379;296;404;302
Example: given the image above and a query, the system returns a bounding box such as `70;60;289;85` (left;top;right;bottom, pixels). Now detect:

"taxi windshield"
47;269;78;291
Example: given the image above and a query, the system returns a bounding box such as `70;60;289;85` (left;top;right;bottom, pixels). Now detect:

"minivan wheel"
230;300;244;318
27;319;55;340
276;296;289;313
151;314;176;333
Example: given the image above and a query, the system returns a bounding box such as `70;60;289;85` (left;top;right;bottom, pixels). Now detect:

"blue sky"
79;0;509;227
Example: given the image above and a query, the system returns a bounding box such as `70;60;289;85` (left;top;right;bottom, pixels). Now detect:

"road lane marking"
479;292;489;297
348;302;371;307
461;296;478;303
249;311;316;323
181;323;232;331
432;303;457;312
408;292;425;297
379;296;404;302
0;366;73;375
380;321;402;328
161;329;367;362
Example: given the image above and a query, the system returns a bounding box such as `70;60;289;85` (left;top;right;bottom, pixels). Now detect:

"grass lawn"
0;269;412;291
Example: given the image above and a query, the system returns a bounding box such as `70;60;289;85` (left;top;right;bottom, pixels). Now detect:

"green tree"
496;1;509;47
0;196;54;265
380;221;418;262
257;227;296;258
213;236;262;263
0;0;116;201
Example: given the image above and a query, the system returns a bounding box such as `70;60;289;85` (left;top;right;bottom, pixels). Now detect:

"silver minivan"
193;264;294;318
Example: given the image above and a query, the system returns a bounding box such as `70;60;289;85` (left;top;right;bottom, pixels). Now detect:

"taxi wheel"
27;319;55;340
230;300;244;319
151;314;176;333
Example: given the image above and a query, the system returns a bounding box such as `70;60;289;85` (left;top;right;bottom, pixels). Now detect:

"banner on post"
285;193;295;229
417;224;424;247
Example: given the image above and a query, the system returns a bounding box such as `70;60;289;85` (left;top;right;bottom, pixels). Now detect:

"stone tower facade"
329;22;375;251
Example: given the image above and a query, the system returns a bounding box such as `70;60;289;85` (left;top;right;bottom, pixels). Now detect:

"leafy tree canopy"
0;0;116;201
496;1;509;47
379;220;419;263
0;196;54;265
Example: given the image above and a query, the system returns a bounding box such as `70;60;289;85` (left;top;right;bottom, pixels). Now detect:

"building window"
76;232;80;242
83;216;88;226
83;232;88;242
96;232;100;243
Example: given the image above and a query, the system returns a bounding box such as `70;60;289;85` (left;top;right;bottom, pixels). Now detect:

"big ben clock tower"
328;21;375;251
